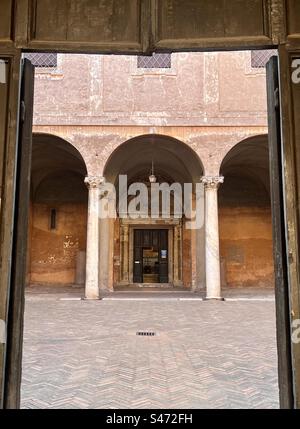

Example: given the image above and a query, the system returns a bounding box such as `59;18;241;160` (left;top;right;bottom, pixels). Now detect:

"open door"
3;59;34;409
0;57;10;409
266;56;294;409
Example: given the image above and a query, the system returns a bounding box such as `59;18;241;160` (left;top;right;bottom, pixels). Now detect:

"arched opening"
219;135;274;288
103;134;204;290
28;133;88;286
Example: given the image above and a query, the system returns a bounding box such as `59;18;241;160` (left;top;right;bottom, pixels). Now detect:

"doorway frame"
1;44;297;410
123;220;181;286
132;228;169;285
0;6;300;409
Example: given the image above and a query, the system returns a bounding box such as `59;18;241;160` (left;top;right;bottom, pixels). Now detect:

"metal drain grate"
136;331;156;337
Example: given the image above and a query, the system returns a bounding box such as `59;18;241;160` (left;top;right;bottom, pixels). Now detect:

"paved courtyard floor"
21;287;279;409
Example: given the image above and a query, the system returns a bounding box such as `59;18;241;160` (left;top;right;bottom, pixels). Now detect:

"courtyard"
21;288;279;409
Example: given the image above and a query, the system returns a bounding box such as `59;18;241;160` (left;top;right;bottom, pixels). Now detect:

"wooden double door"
133;229;169;284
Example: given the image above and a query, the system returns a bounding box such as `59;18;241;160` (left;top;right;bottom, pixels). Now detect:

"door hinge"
20;100;26;123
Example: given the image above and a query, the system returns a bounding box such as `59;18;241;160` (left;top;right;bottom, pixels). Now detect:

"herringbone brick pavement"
21;293;279;409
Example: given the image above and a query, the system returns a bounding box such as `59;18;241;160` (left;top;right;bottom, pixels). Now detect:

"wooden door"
133;229;169;284
266;55;294;409
3;59;35;409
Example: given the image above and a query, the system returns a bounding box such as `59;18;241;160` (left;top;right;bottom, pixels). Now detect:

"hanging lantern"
149;160;157;183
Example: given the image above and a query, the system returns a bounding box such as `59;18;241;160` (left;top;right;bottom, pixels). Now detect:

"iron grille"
251;50;277;69
137;53;171;69
136;332;156;337
23;53;57;68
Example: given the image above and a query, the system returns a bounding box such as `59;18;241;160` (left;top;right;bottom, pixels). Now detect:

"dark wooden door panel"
266;56;293;409
159;229;168;250
287;0;300;37
2;0;287;52
25;0;147;52
0;0;13;43
152;230;159;248
3;59;35;409
0;59;9;199
143;230;151;248
154;0;272;49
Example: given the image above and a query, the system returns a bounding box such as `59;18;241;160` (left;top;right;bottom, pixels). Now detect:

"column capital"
84;176;105;189
201;176;224;190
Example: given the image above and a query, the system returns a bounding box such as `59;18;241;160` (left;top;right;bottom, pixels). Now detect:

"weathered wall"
29;203;87;285
31;51;270;178
33;51;269;127
219;206;274;288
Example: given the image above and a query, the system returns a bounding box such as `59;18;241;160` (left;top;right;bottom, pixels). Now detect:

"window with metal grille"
23;53;57;68
251;50;277;69
137;53;172;69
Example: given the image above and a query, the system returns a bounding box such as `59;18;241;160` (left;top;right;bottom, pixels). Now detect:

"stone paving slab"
21;291;279;409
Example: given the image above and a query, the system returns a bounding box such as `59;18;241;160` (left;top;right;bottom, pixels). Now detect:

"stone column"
99;179;116;294
120;224;129;284
84;176;104;300
201;176;224;300
99;217;110;293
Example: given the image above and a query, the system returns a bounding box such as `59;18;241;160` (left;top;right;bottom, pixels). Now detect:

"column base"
84;287;100;301
204;297;225;301
84;296;101;301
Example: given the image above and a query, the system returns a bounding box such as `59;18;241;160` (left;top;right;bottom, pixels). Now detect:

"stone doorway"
117;219;187;289
133;229;169;284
